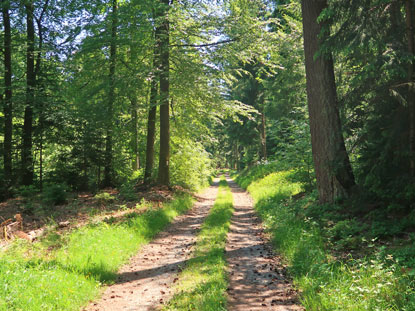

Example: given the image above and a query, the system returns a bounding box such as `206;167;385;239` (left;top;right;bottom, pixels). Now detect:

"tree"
405;0;415;176
22;0;36;186
144;9;161;184
301;0;355;203
2;0;13;191
103;0;118;187
157;0;170;186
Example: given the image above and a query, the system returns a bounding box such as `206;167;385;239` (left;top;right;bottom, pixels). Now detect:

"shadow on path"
225;176;304;311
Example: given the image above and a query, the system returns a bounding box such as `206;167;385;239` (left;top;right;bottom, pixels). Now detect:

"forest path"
225;177;303;311
83;179;219;311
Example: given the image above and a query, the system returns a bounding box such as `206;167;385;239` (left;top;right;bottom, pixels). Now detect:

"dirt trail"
225;177;303;311
84;179;219;311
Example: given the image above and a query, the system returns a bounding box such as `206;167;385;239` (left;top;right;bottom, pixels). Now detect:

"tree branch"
170;38;237;48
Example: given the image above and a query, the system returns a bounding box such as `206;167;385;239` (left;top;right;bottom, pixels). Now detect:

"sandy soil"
83;179;219;311
225;177;303;311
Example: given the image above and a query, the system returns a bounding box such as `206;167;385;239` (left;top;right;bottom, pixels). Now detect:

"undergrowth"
164;177;233;311
0;193;194;311
236;164;415;311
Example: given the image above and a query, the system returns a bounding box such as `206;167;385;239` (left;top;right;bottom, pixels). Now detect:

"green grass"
164;177;233;311
237;167;415;311
0;193;194;311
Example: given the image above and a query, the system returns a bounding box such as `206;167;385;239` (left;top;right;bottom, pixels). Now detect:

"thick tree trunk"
301;0;355;203
157;0;170;186
22;1;36;186
103;0;118;187
2;0;12;190
405;0;415;176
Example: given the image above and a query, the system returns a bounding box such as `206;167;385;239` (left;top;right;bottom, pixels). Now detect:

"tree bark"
22;0;36;186
131;98;140;171
2;0;12;190
301;0;355;203
405;0;415;176
103;0;118;187
259;93;267;161
144;20;161;184
144;87;157;183
157;0;170;186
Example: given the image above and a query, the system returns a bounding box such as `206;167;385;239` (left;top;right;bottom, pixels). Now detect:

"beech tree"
103;0;118;187
2;0;12;191
22;0;36;186
157;0;170;186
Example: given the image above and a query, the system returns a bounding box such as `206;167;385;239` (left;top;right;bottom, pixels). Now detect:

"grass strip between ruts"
0;193;194;311
163;176;233;311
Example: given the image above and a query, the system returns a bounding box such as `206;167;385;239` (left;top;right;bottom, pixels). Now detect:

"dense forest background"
1;0;415;215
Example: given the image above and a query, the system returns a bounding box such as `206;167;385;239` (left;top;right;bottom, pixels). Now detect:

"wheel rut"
225;177;303;311
84;179;219;311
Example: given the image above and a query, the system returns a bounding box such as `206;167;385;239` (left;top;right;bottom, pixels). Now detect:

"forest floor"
0;185;178;246
83;176;303;311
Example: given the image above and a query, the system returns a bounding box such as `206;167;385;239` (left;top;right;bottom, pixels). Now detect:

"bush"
118;182;138;201
18;185;39;199
170;138;214;190
42;183;68;206
94;192;115;204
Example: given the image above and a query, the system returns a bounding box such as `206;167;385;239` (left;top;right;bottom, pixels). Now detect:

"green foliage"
18;185;39;199
42;183;68;206
118;182;138;201
327;219;366;250
164;177;232;310
170;138;214;190
235;161;284;189
0;193;194;310
94;192;115;204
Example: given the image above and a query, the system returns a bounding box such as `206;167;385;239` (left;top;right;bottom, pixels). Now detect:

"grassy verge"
164;177;233;311
236;167;415;311
0;193;194;311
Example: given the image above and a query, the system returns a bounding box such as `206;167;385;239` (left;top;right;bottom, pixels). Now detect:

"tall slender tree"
144;18;161;184
2;0;13;191
405;0;415;176
22;0;36;186
157;0;170;185
301;0;355;203
103;0;118;187
144;76;158;183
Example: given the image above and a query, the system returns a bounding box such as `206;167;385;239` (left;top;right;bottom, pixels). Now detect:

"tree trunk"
144;21;161;184
2;0;12;190
405;0;415;176
259;93;267;161
22;1;36;186
103;0;118;187
301;0;355;203
39;133;43;191
144;90;157;183
131;98;140;171
157;0;170;186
